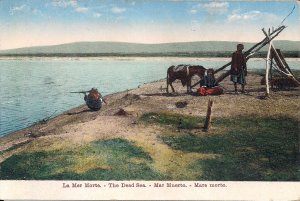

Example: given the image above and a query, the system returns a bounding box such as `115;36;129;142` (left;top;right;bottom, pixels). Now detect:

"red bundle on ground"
197;86;223;96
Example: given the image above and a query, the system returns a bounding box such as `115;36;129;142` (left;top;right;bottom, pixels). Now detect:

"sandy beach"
0;72;299;180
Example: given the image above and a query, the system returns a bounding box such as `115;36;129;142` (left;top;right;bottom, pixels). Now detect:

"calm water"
0;57;299;137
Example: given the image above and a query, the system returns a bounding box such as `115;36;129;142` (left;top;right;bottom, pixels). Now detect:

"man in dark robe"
198;68;223;96
230;44;247;93
84;88;106;111
200;68;219;88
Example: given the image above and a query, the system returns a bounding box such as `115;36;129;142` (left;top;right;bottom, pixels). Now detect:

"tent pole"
265;42;272;96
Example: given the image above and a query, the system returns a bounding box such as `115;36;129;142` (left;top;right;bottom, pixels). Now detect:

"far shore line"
0;56;299;61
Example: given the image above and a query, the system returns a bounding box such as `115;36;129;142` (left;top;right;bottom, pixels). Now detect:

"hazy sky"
0;0;299;50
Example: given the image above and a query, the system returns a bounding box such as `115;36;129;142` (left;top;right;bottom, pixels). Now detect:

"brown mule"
166;64;206;93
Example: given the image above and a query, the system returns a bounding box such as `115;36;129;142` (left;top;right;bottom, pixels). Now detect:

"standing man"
230;43;247;94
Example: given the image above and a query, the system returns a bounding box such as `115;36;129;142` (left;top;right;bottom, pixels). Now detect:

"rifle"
70;90;90;94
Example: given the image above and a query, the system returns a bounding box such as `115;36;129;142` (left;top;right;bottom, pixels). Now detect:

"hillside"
0;40;299;56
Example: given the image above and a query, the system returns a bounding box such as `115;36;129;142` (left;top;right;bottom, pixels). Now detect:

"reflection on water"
0;57;299;136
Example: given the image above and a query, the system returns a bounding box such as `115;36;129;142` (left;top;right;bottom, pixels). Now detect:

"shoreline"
0;77;166;140
0;56;233;61
0;56;299;61
0;77;168;154
1;71;299;145
0;71;299;180
0;87;128;140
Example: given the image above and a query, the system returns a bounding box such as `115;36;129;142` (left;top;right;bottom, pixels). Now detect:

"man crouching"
84;88;107;111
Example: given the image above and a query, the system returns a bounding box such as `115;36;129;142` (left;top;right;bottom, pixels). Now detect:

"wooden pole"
215;71;231;83
265;42;272;96
213;26;286;84
214;26;285;75
270;50;273;84
192;26;286;87
274;48;294;75
271;47;300;86
203;99;214;131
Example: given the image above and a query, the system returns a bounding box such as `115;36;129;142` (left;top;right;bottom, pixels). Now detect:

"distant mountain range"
0;40;299;56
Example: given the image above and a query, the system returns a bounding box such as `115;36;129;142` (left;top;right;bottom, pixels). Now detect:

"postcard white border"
0;181;300;200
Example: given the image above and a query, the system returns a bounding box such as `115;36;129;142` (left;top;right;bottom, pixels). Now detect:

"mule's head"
192;65;207;78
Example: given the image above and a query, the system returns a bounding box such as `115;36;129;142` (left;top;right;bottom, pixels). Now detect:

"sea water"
0;57;299;137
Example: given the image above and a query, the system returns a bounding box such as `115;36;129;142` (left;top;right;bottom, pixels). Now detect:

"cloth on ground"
197;86;223;96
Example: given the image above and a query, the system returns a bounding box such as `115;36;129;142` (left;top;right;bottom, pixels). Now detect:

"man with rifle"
71;88;106;111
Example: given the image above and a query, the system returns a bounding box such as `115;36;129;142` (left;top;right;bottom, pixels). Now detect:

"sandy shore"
0;72;299;169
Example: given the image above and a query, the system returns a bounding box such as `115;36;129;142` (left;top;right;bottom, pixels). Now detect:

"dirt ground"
0;71;299;180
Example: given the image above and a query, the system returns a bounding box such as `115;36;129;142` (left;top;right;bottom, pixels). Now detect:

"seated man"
200;68;219;88
84;88;106;111
197;68;223;96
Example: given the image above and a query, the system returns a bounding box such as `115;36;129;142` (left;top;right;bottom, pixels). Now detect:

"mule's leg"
170;82;175;92
166;73;169;93
166;80;169;93
187;78;191;93
187;82;189;93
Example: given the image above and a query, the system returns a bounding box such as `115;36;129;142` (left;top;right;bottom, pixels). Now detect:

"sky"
0;0;299;50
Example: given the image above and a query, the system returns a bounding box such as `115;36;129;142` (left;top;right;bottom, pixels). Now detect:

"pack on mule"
166;64;206;93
